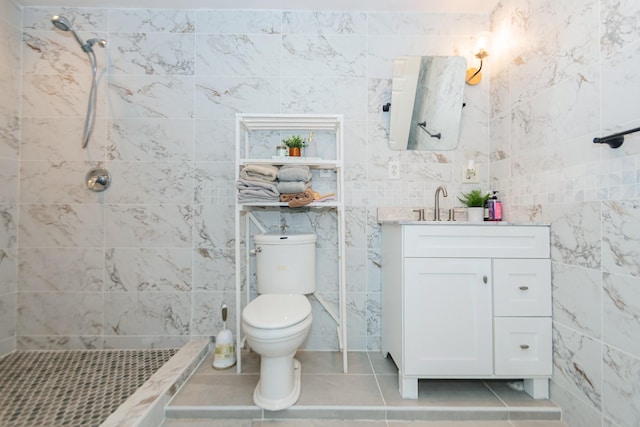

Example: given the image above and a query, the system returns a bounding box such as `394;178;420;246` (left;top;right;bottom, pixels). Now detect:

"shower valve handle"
85;167;111;192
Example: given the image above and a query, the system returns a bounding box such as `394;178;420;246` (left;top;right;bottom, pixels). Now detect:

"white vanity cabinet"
381;224;551;400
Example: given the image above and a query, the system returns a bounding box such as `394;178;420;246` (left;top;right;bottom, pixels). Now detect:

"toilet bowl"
242;232;316;410
242;293;312;411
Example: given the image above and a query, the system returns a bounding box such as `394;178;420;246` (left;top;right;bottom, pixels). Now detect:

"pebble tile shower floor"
0;349;178;427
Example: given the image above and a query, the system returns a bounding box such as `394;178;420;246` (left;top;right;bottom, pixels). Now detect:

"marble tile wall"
0;0;22;357
12;7;490;352
489;0;640;426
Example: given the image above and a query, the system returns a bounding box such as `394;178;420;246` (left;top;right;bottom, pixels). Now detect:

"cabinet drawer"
403;225;550;258
493;259;551;316
494;317;552;376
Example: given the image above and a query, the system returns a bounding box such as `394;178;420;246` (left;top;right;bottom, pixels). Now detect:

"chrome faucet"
434;186;448;221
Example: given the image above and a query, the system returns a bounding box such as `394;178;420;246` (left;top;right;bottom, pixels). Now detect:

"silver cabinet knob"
519;285;529;290
520;344;530;349
482;275;488;284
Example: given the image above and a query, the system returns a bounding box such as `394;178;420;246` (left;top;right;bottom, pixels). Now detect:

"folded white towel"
240;164;279;182
277;165;311;182
237;178;278;191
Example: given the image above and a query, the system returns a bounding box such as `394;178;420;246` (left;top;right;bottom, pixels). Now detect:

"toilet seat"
243;294;311;329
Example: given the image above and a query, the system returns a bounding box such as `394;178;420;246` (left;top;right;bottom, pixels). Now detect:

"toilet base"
253;359;301;411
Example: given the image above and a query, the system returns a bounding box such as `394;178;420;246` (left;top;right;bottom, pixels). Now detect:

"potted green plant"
458;189;490;222
282;135;307;157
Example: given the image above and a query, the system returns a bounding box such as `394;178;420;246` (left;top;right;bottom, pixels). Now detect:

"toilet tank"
254;233;317;294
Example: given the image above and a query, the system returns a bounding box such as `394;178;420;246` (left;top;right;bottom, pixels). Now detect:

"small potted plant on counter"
282;135;307;157
458;189;490;223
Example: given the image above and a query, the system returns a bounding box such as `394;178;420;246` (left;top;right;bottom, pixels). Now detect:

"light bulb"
473;31;493;58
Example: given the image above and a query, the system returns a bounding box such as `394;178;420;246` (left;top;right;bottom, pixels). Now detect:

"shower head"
51;14;106;151
51;14;85;48
51;15;72;32
51;15;106;53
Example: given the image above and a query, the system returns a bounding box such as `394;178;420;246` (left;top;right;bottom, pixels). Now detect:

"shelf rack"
234;113;347;374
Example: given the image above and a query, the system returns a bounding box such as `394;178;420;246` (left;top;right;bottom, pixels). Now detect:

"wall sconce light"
466;32;493;85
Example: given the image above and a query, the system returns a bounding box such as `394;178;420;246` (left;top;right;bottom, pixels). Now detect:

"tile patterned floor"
162;351;567;427
0;349;178;427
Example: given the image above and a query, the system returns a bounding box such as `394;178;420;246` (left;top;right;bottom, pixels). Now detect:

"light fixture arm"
465;33;491;85
467;57;484;83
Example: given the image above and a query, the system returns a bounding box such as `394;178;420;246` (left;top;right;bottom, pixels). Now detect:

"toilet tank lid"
243;294;311;329
254;233;317;245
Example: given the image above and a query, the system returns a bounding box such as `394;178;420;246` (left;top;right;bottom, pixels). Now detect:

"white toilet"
241;233;316;411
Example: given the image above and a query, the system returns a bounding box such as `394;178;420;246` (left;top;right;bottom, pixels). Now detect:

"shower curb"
100;339;209;427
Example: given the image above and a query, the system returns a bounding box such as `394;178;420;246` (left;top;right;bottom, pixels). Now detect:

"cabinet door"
404;258;493;376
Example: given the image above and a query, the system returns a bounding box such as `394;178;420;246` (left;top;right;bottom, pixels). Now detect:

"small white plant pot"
467;207;484;223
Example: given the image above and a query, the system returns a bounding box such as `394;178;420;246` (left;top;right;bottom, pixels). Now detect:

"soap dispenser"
489;191;502;221
483;195;490;221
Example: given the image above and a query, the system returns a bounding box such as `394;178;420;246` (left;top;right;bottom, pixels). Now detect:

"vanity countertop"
377;207;548;226
383;220;547;226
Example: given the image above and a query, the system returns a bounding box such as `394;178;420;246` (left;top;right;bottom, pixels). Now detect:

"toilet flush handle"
250;247;262;255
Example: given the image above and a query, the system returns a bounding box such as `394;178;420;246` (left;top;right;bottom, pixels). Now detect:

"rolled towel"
277;165;311;182
276;180;310;194
279;193;296;203
240;164;279;182
288;189;315;208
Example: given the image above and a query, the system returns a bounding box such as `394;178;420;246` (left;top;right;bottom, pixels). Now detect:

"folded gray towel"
277;181;310;194
277;165;311;182
240;164;279;182
238;192;279;203
237;178;279;200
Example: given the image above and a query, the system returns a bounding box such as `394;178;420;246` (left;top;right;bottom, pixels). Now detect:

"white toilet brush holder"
213;304;236;369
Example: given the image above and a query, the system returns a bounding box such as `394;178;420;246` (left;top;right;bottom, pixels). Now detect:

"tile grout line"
483;378;542;425
482;379;510;406
366;350;391;423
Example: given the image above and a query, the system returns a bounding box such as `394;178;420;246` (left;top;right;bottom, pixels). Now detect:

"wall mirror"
388;56;466;151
